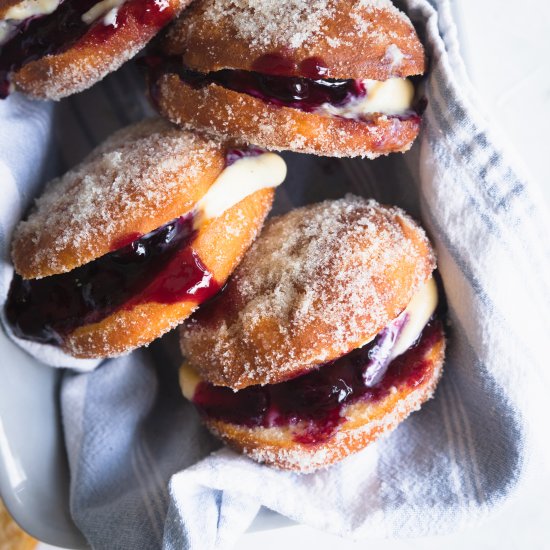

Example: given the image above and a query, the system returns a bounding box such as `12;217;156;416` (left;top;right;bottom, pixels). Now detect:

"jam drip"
0;0;174;98
193;321;443;445
5;212;220;345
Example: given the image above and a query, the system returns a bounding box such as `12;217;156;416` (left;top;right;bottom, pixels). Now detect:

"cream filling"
180;364;201;401
193;152;287;229
179;276;438;401
317;77;415;119
357;277;438;357
155;151;288;403
81;0;126;25
388;276;438;360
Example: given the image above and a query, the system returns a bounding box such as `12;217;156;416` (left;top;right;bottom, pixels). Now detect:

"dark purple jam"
224;146;265;167
0;0;175;98
145;55;366;113
5;212;220;345
192;320;443;445
147;55;424;120
176;65;365;112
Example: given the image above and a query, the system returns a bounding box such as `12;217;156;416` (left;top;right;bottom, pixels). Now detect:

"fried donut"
179;196;445;471
5;118;286;358
151;0;426;158
0;0;191;99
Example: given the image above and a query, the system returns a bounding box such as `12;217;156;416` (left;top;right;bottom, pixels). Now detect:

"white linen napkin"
1;0;550;548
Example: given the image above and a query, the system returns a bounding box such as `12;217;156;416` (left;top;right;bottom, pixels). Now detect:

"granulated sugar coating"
180;195;436;389
196;0;405;49
15;36;142;100
204;0;337;49
11;118;227;279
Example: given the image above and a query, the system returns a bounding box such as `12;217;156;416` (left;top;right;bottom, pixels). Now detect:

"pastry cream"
194;152;287;228
318;77;415;118
389;276;438;360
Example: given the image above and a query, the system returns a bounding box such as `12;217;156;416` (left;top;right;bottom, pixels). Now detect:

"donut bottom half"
199;323;445;473
156;74;421;158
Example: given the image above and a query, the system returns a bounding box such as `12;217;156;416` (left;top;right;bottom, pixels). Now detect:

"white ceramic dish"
0;328;86;548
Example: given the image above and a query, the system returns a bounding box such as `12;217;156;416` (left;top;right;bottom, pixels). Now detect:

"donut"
151;0;426;158
0;0;191;100
5;118;286;358
179;196;446;471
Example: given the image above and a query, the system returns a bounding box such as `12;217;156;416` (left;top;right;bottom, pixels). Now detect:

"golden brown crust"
0;500;36;550
156;75;421;158
165;0;425;80
204;326;445;472
11;0;190;100
12;118;228;280
180;196;436;389
62;188;274;358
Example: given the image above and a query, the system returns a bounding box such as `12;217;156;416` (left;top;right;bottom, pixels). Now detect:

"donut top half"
155;0;425;121
6;118;286;346
180;195;438;391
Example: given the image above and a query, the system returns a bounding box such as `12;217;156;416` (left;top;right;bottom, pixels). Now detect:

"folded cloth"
1;0;549;548
0;92;102;370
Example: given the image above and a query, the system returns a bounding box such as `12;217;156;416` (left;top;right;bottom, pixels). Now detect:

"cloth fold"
1;0;549;548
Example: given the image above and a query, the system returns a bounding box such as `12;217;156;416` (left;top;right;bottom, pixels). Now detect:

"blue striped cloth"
1;0;549;548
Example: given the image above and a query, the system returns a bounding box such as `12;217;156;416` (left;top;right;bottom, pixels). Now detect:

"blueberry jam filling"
0;0;174;98
149;58;366;113
179;66;366;112
193;320;443;444
5;212;220;345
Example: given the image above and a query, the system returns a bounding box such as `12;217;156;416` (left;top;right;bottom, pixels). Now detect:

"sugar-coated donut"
152;0;426;157
0;0;191;100
5;118;286;358
179;196;445;471
180;196;436;389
